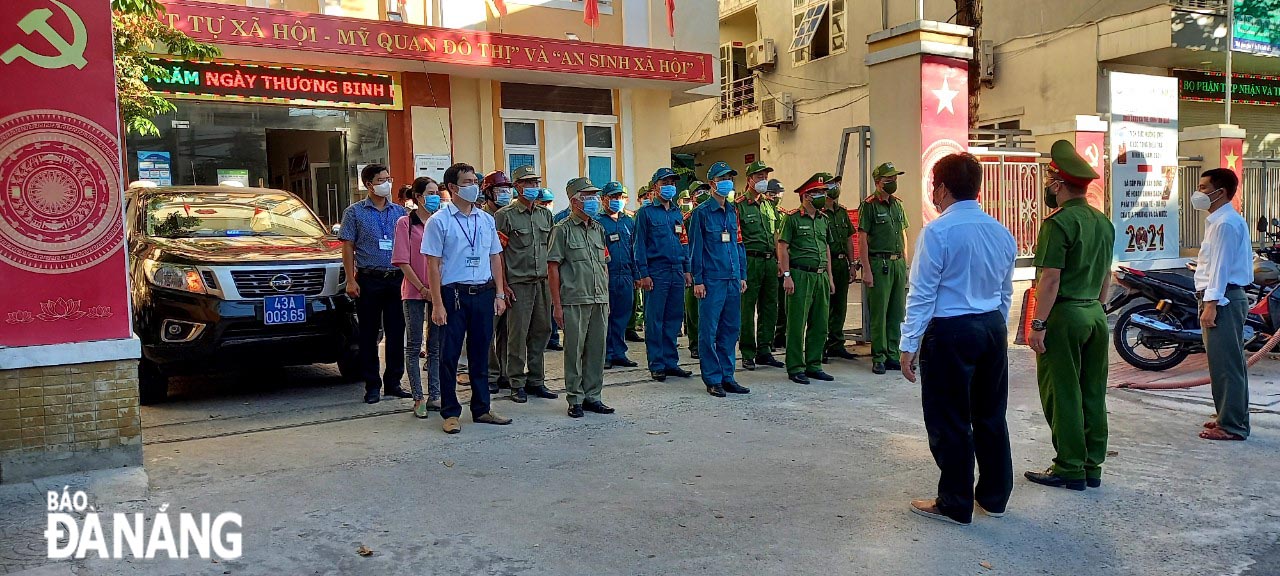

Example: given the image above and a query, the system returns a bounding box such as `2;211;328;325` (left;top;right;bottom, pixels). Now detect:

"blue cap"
600;181;626;197
651;167;677;183
707;161;737;180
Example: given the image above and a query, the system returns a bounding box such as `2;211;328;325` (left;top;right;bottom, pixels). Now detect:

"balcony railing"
719;76;756;120
1173;0;1226;12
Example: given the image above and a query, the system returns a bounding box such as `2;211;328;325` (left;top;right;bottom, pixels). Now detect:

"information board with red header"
0;0;131;347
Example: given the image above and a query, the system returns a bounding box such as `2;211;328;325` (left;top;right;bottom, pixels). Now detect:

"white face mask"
754;180;768;194
457;184;481;204
373;181;393;197
1192;188;1220;211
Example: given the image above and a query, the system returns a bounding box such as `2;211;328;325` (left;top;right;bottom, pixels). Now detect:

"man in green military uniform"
778;175;837;384
1024;140;1115;491
739;163;785;370
549;178;614;418
768;180;790;352
683;179;712;359
494;165;559;404
859;162;910;375
809;173;858;363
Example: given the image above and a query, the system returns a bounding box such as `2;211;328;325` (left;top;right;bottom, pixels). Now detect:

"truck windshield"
145;192;328;239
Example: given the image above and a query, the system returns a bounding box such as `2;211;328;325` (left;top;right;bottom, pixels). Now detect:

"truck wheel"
138;359;169;405
1113;303;1189;371
336;346;361;382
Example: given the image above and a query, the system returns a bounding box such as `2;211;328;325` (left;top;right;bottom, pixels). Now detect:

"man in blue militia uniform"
595;182;641;369
690;167;750;398
635;167;694;382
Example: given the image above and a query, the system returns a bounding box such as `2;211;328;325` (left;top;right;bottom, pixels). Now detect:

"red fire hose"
1118;329;1280;390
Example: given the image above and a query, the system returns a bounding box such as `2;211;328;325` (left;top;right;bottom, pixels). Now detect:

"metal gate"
1244;158;1280;243
834;126;872;344
974;152;1046;261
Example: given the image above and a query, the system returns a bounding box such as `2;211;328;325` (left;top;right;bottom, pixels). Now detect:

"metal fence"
977;155;1045;259
1179;161;1280;249
719;76;756;120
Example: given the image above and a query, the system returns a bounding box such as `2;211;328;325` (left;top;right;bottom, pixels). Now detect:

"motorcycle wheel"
1113;302;1190;371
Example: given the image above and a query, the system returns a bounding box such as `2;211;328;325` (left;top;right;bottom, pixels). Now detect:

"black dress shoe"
613;358;638;368
742;358;757;371
604;360;613;370
805;370;835;382
1024;469;1086;491
497;378;511;390
829;348;859;360
756;355;785;368
722;382;750;394
626;330;645;342
872;362;886;375
547;341;563;351
489;382;500;394
706;385;727;398
527;386;558;399
664;368;693;378
1086;478;1102;488
583;400;615;414
568;404;584;418
383;386;413;399
511;388;528;403
884;359;902;371
789;373;810;385
650;371;667;382
364;389;381;404
690;348;700;359
772;336;786;349
821;354;830;364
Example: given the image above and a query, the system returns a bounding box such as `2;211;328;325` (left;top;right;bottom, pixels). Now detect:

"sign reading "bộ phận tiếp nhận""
1174;69;1280;106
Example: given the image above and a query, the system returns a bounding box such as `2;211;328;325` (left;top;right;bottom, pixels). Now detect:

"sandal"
1199;428;1244;441
1203;421;1218;429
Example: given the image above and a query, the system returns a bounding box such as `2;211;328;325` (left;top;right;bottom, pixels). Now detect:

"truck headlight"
143;260;207;294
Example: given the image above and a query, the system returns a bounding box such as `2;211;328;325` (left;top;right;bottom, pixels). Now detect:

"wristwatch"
782;271;791;278
1030;319;1047;332
495;293;506;300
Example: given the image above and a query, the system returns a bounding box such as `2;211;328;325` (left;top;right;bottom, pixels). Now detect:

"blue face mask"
659;185;678;200
714;180;734;196
641;198;652;207
539;189;555;202
495;190;512;206
608;199;624;213
422;194;441;212
581;196;601;215
522;186;540;201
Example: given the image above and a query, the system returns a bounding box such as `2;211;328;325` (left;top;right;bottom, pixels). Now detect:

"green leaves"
113;0;219;136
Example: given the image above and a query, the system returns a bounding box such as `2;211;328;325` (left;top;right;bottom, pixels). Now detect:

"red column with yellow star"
1178;125;1247;255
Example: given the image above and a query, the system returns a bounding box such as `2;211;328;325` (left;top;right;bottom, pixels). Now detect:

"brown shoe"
909;499;969;525
442;417;461;434
474;412;512;425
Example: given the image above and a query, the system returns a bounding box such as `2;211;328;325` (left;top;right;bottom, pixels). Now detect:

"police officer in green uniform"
814;173;859;362
549;177;614;418
768;180;790;351
739;162;785;370
494;166;559;404
683;179;712;359
1024;140;1115;492
858;163;910;375
779;175;837;384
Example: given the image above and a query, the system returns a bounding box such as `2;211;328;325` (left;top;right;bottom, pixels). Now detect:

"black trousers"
919;310;1013;522
355;271;405;392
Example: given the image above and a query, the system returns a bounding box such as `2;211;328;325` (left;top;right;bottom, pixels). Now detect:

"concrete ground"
2;333;1279;575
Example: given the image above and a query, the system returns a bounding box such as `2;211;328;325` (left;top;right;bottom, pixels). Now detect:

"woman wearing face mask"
393;178;444;416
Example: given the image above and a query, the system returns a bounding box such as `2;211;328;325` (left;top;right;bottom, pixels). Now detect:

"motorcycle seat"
1146;270;1196;292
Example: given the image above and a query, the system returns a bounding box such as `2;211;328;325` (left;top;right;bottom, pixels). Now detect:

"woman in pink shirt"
394;178;444;417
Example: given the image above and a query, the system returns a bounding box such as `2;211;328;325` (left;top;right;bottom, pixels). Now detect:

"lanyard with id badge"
376;205;396;251
454;211;483;268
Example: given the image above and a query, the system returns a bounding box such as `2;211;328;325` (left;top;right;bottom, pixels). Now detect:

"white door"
543;120;580;212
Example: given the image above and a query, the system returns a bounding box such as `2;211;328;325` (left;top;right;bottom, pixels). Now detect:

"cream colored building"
674;0;1280;208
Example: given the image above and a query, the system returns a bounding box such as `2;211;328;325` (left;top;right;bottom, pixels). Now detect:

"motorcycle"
1106;217;1280;371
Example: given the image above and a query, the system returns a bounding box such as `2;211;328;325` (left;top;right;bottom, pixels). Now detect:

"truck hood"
143;236;343;265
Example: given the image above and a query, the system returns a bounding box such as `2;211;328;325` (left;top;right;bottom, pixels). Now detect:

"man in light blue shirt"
899;153;1017;526
421;162;513;435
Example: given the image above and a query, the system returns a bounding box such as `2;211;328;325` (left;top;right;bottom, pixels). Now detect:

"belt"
444;280;496;294
869;252;902;260
746;250;775;260
791;263;827;275
1195;284;1245;300
358;267;402;279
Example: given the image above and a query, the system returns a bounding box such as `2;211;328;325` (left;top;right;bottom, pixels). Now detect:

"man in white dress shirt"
1194;168;1253;441
899;153;1018;525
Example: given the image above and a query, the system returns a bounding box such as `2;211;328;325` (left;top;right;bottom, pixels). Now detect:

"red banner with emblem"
0;0;130;347
919;55;969;223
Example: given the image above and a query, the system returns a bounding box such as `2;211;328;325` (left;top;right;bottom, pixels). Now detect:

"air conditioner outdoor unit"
746;39;776;70
760;92;794;126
